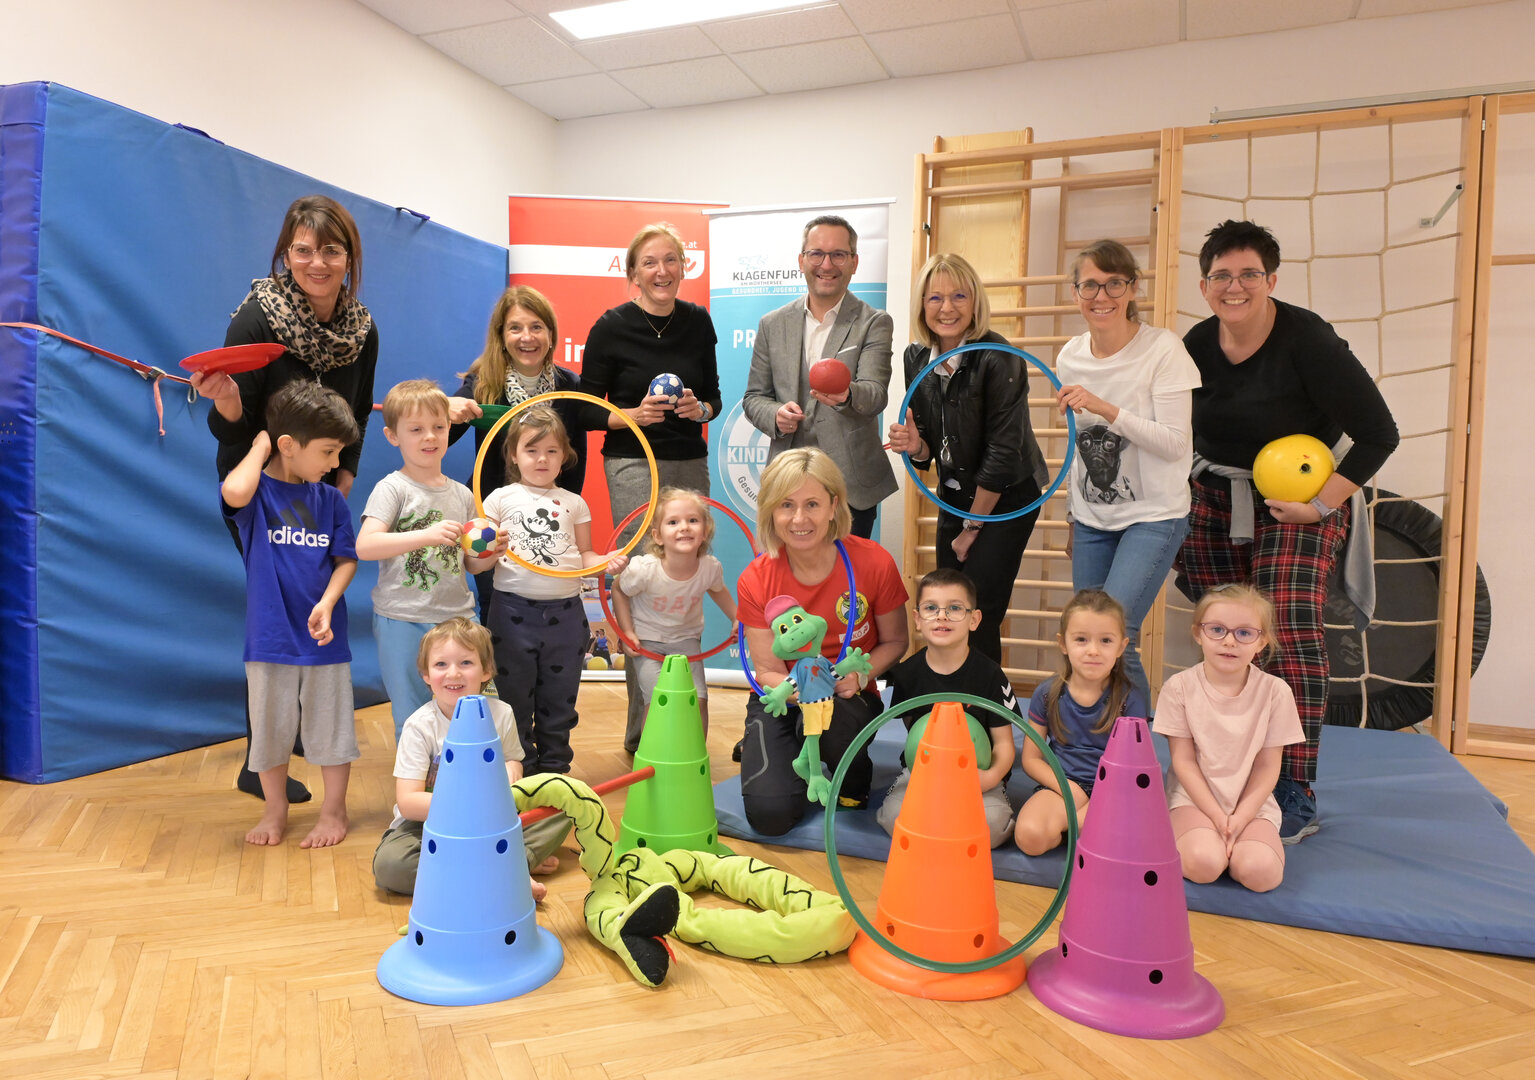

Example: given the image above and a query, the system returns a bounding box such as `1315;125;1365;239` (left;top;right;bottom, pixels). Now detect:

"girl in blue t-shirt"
1014;589;1148;855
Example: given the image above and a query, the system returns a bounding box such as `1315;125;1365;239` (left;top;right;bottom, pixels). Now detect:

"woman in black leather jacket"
887;253;1047;663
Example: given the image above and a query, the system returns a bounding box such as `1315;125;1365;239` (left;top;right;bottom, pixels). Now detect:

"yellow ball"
611;654;625;670
1252;435;1335;503
587;655;610;670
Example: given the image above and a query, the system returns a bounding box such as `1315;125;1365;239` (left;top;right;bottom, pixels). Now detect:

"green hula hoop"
823;691;1078;974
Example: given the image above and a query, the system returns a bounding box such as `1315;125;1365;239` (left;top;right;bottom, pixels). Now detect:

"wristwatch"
1308;495;1339;520
962;519;984;532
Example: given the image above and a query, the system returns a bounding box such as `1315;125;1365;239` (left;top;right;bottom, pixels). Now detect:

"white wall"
1;0;556;246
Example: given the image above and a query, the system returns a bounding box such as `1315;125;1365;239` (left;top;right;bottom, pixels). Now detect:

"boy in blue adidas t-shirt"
222;381;360;849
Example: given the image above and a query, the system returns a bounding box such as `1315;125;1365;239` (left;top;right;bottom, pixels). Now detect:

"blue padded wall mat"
1;82;506;782
714;724;1535;958
0;82;48;783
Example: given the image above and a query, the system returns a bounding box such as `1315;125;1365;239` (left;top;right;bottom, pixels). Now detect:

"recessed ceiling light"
550;1;809;41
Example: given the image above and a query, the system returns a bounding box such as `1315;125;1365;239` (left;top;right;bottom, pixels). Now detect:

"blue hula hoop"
736;538;857;696
897;341;1076;522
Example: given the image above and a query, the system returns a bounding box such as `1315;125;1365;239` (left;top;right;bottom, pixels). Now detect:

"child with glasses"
876;570;1018;847
1014;589;1148;856
1158;584;1304;893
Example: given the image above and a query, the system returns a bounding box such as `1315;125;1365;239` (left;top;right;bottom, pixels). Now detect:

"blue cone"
377;695;563;1005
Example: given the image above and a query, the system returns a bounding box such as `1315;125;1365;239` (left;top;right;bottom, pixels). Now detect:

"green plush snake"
512;773;855;987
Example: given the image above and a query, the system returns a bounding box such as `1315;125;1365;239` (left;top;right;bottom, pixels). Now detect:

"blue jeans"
373;614;435;740
1071;516;1190;707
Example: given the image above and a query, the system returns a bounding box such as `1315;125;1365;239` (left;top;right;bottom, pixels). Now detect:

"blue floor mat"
714;724;1535;958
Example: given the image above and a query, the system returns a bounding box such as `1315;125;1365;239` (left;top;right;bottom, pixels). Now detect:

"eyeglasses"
1203;269;1270;289
1198;622;1263;645
289;243;348;263
1073;278;1133;299
801;249;853;266
917;602;974;621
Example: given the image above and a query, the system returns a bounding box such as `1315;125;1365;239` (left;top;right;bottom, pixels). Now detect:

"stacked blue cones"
377;695;563;1005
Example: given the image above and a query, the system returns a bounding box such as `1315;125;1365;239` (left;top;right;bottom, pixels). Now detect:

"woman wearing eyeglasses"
1176;219;1398;844
1054;239;1201;708
191;194;378;803
195;195;378;494
886;252;1048;665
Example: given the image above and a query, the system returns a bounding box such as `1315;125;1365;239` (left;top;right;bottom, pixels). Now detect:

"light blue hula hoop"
736;538;857;697
897;341;1077;522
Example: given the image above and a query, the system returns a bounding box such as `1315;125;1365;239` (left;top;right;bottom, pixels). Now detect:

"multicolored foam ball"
459;517;499;557
648;372;684;403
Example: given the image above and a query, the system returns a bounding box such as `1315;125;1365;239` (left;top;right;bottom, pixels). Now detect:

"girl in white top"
1055;240;1201;707
482;406;613;774
1157;584;1305;893
607;488;737;753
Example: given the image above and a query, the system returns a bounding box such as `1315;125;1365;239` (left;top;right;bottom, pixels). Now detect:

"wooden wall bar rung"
1490;252;1535;265
924;130;1161;167
1003;667;1056;683
992;303;1080;317
929;167;1159;199
1005;334;1074;346
984;269;1158;288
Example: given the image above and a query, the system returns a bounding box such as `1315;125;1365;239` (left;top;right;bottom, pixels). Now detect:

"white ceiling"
355;0;1507;120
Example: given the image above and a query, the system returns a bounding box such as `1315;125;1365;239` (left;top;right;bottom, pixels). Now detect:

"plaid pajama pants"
1173;476;1350;784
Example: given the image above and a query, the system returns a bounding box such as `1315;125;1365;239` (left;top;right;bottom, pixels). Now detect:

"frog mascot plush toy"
756;594;873;805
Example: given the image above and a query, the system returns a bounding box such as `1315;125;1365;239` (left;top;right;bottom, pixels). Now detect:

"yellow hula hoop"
472;391;659;579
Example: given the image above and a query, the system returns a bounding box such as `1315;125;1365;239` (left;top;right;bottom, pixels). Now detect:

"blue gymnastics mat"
714;724;1535;958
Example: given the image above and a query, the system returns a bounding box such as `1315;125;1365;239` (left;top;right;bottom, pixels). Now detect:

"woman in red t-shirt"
737;448;908;835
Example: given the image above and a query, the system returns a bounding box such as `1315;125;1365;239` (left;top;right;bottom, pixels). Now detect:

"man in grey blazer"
742;214;897;538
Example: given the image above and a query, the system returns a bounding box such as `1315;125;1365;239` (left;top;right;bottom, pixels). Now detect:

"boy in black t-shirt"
875;569;1019;847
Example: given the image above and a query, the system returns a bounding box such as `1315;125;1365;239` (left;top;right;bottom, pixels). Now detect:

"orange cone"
849;701;1026;1000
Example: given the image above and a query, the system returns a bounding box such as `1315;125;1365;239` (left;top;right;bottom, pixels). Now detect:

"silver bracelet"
1308;495;1339;520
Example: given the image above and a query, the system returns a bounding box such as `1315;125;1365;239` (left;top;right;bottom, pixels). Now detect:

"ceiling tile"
1186;0;1356;40
839;0;1010;34
704;4;858;52
574;25;720;67
731;36;889;94
354;0;524;36
1355;0;1501;16
506;73;649;119
425;16;596;84
1018;0;1180;61
611;55;765;109
867;14;1026;78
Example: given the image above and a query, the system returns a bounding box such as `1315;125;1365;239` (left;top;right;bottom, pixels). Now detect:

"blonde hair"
755;448;852;556
647;487;715;557
416;617;494;684
1043;589;1133;742
625;223;686;278
461;286;559;406
500;405;577;483
910;252;992;348
1191;583;1279;662
382;378;449;429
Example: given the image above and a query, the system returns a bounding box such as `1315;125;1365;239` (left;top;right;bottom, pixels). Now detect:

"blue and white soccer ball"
648;372;684;404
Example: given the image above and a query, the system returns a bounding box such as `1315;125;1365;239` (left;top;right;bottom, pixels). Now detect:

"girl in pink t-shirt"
1157;584;1304;892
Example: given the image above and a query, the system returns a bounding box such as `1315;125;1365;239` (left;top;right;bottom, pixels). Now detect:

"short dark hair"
917;567;976;608
1197;219;1280;277
801;214;857;254
265;380;360;447
270;194;364;297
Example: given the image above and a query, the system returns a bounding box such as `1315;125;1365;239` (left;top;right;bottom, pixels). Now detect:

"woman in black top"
887;252;1048;665
579;222;722;741
1177;219;1399;844
447;285;585;622
189;194;378;802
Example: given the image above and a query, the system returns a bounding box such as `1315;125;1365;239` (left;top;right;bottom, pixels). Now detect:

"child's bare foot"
300;809;348;849
532;854;560;875
531;879;548;902
246;808;287;846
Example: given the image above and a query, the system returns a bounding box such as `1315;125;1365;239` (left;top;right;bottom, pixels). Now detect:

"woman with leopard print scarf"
189;194;379;804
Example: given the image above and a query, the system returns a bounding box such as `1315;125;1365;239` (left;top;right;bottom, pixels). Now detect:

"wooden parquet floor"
3;685;1534;1079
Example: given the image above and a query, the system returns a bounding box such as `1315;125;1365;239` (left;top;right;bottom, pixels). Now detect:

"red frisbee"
809;357;851;396
180;342;287;375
